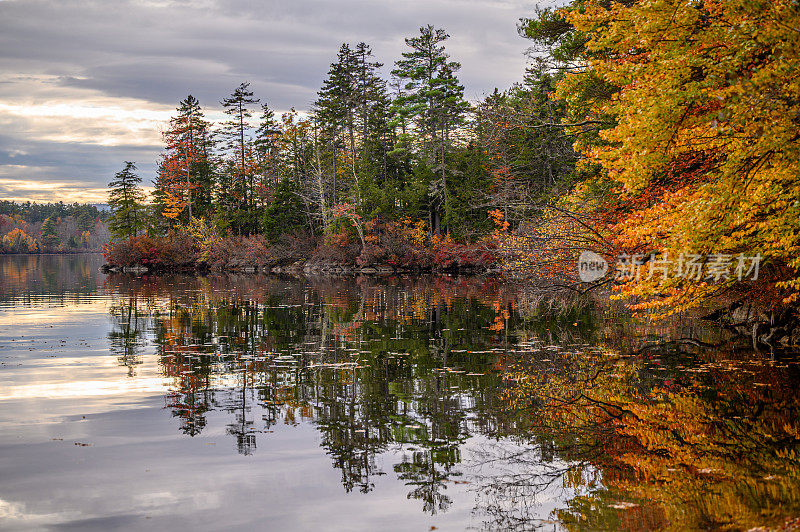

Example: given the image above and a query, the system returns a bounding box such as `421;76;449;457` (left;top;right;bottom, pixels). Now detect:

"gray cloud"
0;0;547;202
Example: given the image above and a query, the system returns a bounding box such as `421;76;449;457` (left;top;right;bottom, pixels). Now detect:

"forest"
0;200;110;253
104;0;800;320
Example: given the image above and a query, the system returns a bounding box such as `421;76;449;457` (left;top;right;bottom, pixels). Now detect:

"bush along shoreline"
101;223;501;276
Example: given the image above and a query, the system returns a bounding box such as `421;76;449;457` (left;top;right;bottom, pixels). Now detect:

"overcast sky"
0;0;548;204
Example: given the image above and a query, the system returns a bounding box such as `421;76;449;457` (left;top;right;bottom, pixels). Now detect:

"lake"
1;254;798;531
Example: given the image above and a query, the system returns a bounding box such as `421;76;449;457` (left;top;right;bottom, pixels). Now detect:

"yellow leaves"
488;209;509;240
179;216;219;262
161;188;188;220
2;227;38;253
561;0;800;311
523;347;800;529
492;202;599;281
401;218;429;247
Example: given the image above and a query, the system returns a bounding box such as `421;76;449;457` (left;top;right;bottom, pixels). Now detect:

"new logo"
578;251;608;282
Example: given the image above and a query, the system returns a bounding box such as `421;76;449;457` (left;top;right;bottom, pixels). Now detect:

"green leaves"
108;161;147;240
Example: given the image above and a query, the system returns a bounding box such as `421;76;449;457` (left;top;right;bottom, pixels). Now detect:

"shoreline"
99;261;503;276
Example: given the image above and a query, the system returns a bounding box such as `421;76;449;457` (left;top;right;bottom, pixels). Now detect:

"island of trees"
104;1;799;339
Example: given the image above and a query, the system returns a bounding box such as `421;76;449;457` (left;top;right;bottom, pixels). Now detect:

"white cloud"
0;101;169;147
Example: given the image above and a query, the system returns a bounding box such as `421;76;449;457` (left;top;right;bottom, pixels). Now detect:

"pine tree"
220;82;260;234
254;102;283;193
156;95;213;226
392;25;469;234
108;161;146;239
77;211;94;233
316;44;359;206
40;216;59;249
353;42;391;186
261;179;307;242
387;74;413;157
316;42;392;212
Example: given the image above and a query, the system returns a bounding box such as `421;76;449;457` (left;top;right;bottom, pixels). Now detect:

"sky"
0;0;546;204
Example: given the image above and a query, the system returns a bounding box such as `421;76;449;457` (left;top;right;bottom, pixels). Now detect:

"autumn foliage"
555;0;800;313
100;4;800;322
103;233;196;269
499;349;800;530
2;227;38;253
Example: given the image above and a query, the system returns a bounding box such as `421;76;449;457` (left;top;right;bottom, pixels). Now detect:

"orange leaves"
488;209;509;239
1;227;38;253
557;0;800;311
331;202;360;221
489;166;512;190
489;298;510;331
491;206;595;282
158;184;188;221
157;99;211;225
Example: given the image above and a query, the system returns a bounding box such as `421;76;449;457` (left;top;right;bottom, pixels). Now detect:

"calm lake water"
1;254;798;531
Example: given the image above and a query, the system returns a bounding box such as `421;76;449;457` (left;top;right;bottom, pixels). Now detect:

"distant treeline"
0;201;110;253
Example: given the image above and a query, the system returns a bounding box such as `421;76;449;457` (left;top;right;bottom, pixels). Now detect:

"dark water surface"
1;254;798;531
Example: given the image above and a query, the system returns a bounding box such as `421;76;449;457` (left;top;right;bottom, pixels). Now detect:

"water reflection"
0;253;102;305
1;255;798;530
491;346;800;530
102;272;800;529
106;274;525;511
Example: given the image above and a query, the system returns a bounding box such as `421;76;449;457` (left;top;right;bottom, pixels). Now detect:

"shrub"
209;235;273;271
356;243;386;267
261;180;307;242
311;229;361;265
268;232;316;265
104;233;197;269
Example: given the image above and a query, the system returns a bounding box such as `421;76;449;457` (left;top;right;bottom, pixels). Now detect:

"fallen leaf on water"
697;468;719;474
609;502;638;510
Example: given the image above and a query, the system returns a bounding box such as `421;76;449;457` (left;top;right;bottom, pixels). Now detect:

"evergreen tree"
254;102;283;192
155;95;214;226
316;42;393;216
261;179;307;242
108;161;146;239
353;42;391;188
220;82;260;234
77;211;94;233
40;216;59;249
392;25;469;234
316;44;359;206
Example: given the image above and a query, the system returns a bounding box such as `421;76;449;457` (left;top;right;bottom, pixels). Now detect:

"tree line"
107;24;573;266
0;201;109;253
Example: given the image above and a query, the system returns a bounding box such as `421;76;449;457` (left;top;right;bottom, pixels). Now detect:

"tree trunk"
314;123;329;227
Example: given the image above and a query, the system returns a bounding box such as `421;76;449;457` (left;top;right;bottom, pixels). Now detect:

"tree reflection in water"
490;344;800;530
104;273;800;528
108;294;148;376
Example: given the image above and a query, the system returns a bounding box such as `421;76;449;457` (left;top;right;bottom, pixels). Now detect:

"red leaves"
103;233;197;268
